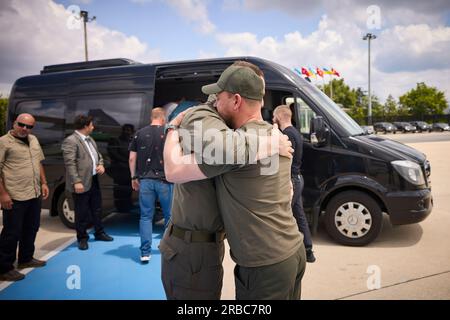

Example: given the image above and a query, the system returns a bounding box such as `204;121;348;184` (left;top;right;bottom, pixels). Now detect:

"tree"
384;94;398;117
0;95;8;135
322;79;357;109
399;82;448;117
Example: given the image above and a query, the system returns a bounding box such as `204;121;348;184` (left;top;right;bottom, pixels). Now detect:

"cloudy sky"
1;0;449;104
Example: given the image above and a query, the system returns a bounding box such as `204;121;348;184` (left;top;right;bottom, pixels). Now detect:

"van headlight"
391;160;425;185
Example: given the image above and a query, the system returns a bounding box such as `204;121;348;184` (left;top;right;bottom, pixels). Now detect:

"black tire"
324;191;383;246
57;192;76;229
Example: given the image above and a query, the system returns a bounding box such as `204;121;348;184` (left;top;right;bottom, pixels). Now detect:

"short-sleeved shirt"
0;131;45;201
282;126;303;176
129;125;166;181
170;104;251;232
198;121;303;268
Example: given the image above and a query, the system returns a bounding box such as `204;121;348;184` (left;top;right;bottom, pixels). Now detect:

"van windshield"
277;64;365;137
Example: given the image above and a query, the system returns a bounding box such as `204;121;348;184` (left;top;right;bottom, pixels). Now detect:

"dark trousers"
0;197;41;274
234;243;306;300
160;224;225;300
72;175;104;241
292;174;313;250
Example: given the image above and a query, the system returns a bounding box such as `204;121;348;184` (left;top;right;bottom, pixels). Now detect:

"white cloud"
130;0;215;34
214;8;450;104
375;24;450;72
0;0;160;96
166;0;215;34
198;50;218;59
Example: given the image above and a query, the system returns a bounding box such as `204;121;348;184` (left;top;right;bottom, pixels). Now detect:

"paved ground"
221;133;450;300
377;130;450;143
1;132;449;299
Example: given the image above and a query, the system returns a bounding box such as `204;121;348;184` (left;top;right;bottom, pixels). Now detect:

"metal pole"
83;16;88;61
80;11;95;62
368;37;372;125
330;76;333;100
363;33;376;125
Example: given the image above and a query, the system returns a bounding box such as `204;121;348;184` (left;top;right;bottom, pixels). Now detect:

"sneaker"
306;249;316;263
0;269;25;282
18;258;47;269
140;255;151;263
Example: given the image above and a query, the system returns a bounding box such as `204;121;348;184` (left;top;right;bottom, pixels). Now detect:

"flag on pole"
316;67;324;77
323;68;333;75
301;67;310;77
331;68;340;77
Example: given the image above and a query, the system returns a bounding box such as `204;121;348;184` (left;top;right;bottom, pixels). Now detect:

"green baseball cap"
202;65;265;101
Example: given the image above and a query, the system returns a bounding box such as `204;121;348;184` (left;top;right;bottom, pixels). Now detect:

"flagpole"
330;74;333;100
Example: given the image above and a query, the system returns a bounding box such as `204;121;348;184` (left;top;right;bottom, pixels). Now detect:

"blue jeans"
139;179;173;256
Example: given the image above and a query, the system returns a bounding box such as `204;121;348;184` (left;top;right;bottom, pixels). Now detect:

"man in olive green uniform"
161;93;292;299
165;64;306;300
159;97;229;300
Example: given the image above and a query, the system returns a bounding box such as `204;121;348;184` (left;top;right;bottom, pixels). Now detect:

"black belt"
169;224;225;243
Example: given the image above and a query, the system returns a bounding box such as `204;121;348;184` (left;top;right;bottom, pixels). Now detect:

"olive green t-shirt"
0;132;45;201
198;121;303;267
170;104;249;232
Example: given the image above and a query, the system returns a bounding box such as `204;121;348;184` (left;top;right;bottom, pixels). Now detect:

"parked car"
432;122;450;132
393;122;416;133
360;125;374;135
7;56;433;246
373;122;397;134
410;121;432;133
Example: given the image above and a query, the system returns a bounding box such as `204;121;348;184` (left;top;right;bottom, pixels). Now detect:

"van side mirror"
310;116;329;147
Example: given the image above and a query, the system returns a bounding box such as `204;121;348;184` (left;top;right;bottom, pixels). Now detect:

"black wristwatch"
131;176;138;180
164;123;179;135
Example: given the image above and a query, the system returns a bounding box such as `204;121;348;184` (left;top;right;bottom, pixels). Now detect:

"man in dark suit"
273;104;316;263
62;115;113;250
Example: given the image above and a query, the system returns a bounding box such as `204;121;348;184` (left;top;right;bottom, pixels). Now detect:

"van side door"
67;93;147;212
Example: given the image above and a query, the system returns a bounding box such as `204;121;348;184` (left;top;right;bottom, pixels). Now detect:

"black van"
6;57;433;246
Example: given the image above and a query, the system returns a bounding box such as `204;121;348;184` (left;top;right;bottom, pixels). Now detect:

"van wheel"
57;192;75;229
325;191;383;246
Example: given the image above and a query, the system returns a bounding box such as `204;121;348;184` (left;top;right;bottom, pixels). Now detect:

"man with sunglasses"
0;113;49;281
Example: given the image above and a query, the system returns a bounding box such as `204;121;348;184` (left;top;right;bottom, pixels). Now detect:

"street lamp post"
80;11;96;62
363;33;376;125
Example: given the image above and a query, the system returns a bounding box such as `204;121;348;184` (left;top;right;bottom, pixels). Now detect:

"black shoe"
78;239;89;250
306;249;316;263
18;258;47;269
95;232;113;241
0;269;25;282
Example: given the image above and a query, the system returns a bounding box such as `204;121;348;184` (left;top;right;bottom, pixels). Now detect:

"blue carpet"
0;212;167;300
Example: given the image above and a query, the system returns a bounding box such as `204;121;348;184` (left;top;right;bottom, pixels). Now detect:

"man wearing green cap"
164;63;306;300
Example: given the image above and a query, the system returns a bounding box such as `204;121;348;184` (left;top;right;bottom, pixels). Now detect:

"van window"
73;94;144;133
72;94;144;176
15;99;66;155
285;96;317;141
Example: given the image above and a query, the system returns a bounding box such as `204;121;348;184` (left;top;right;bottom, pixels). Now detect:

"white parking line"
0;212;118;293
0;236;76;292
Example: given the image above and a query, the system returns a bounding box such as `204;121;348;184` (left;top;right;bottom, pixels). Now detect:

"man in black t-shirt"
129;108;173;263
273;104;316;263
